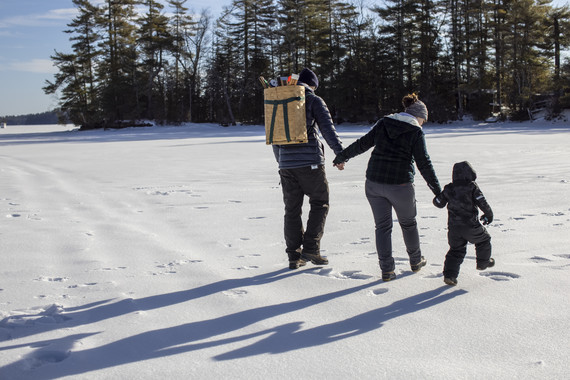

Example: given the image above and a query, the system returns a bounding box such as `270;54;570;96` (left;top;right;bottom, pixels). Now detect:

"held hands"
334;162;345;170
333;155;346;171
432;193;447;208
480;214;493;225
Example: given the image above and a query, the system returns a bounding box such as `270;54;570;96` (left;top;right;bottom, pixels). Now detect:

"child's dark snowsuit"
433;161;493;278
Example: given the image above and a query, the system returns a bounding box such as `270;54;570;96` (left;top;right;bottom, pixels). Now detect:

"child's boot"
476;258;495;270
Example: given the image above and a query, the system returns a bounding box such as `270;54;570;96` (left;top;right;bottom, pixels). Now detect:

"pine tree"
275;0;306;72
98;0;139;124
546;4;570;110
167;1;208;122
208;10;239;125
503;0;552;118
373;0;418;94
137;0;173;121
332;0;378;122
44;0;104;127
489;0;509;118
216;0;276;122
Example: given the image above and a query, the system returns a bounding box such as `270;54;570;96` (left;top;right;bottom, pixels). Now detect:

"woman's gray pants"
365;180;422;273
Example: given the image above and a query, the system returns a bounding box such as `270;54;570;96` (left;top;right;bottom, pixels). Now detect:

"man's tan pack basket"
264;85;307;145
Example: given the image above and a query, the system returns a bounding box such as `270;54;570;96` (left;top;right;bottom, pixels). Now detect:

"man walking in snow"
273;68;344;270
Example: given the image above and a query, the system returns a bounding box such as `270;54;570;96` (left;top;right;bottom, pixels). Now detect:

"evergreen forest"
44;0;570;128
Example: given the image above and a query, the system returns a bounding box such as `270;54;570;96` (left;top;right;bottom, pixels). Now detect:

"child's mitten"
480;214;492;225
433;193;447;208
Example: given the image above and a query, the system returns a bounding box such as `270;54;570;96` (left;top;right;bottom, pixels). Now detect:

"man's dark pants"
279;165;329;260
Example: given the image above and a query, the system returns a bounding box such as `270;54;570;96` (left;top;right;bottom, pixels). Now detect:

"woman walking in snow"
333;94;441;281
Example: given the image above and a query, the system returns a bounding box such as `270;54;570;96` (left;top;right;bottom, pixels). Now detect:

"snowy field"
1;117;569;379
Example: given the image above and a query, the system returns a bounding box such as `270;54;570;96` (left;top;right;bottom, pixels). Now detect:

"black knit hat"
298;68;319;89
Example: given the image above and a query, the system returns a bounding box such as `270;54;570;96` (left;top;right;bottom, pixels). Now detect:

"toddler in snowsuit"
433;161;494;286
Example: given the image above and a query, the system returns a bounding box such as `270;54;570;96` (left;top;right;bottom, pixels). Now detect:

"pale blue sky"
0;0;568;116
0;0;224;116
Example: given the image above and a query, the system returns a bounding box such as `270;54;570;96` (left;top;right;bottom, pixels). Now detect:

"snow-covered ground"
1;117;569;379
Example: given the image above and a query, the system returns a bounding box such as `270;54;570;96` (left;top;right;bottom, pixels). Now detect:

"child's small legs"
475;239;493;270
444;225;493;283
443;248;466;278
443;228;467;278
472;226;492;269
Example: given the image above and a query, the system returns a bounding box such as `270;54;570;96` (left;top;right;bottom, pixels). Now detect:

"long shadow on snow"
215;285;467;360
1;282;466;378
0;276;384;378
0;268;302;343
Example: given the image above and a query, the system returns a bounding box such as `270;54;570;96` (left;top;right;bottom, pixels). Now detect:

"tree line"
45;0;570;129
1;111;61;126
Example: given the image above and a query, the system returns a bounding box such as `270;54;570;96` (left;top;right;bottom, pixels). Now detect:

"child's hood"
452;161;477;183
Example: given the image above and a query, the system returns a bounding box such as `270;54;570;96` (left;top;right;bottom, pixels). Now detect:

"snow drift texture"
1;119;569;379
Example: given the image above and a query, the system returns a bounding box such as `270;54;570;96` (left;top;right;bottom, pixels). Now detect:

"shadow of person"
213;285;468;360
1;278;383;379
0;267;303;342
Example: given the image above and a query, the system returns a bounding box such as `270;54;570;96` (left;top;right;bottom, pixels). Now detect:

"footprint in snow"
222;289;248;297
308;268;373;280
553;253;570;259
67;283;98;288
530;256;552;263
96;267;127;271
368;288;389;296
313;267;334;277
6;213;21;218
350;237;370;245
339;271;374;280
234;265;260;270
34;277;69;283
157;260;197;268
24;349;71;370
423;273;443;279
150;270;177;276
479;271;520;281
542;211;565;217
1;304;71;328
